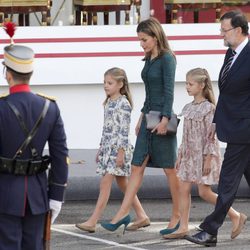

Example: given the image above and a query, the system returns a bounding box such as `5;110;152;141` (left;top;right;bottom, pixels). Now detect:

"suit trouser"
200;143;250;235
0;203;46;250
244;160;250;187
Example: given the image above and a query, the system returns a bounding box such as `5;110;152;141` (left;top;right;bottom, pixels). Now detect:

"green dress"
132;52;177;168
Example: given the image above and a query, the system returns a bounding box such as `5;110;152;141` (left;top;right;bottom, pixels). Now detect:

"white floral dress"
177;100;222;185
96;95;133;176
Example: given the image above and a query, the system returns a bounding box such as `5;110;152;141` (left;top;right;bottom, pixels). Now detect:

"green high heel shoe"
160;221;180;235
101;215;131;234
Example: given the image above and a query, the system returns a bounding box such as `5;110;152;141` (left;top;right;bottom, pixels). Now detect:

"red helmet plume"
3;22;16;44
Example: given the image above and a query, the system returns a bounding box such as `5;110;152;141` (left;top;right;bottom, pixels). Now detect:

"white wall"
0;81;221;149
0;23;225;85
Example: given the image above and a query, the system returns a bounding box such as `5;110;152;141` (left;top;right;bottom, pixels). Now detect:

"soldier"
0;39;69;248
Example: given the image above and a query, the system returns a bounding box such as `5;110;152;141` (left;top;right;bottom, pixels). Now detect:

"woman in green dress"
101;17;180;235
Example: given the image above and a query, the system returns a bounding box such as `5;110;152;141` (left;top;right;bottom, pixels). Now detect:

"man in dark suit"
0;42;69;249
185;10;249;247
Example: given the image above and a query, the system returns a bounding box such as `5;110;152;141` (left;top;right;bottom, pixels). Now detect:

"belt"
0;155;51;175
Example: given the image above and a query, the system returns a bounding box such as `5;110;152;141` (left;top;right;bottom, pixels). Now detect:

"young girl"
75;67;149;233
164;68;244;239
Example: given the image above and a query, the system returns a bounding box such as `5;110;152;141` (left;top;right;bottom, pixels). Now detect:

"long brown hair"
136;17;175;60
103;67;133;108
186;68;216;105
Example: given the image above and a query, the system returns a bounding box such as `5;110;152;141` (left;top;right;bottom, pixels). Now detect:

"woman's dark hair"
136;17;175;60
220;10;249;36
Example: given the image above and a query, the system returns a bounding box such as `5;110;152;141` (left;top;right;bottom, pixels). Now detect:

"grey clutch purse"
145;110;180;135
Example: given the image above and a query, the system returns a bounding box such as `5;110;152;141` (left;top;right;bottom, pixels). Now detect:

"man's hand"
49;199;62;224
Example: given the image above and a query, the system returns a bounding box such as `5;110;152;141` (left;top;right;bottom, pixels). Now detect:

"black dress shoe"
185;230;217;247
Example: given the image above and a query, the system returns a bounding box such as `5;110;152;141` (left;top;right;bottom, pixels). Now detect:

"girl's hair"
186;68;216;105
103;67;133;108
136;17;175;60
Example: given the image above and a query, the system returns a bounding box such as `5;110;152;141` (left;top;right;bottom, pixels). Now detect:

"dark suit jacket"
0;91;68;217
214;40;250;143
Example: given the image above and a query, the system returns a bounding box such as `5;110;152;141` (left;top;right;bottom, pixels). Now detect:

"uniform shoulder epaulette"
0;93;9;99
36;92;56;102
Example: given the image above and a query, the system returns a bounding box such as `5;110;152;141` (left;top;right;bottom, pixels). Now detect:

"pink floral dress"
177;100;221;185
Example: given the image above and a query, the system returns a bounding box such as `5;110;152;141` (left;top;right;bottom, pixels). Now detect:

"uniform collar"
10;84;31;94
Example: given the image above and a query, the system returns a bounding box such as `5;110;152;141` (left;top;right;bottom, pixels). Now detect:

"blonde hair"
136;17;175;60
186;68;216;105
103;67;133;108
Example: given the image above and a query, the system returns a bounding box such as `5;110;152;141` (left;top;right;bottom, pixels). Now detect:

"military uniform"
0;44;68;250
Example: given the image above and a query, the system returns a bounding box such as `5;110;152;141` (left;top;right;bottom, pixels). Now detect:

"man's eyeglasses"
220;27;237;34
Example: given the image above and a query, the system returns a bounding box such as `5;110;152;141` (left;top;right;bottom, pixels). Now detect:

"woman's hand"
135;113;143;136
152;116;168;135
135;122;141;136
116;148;125;167
208;123;216;141
202;155;212;176
95;148;100;163
175;155;181;171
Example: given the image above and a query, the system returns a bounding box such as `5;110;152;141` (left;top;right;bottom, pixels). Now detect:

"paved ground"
50;198;250;250
50;149;250;249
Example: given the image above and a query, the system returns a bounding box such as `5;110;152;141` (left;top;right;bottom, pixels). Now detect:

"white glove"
49;199;62;224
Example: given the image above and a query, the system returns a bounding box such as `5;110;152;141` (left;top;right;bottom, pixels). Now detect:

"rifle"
43;210;52;250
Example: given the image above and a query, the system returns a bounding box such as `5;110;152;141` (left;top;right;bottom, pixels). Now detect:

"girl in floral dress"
76;67;149;233
164;68;242;239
